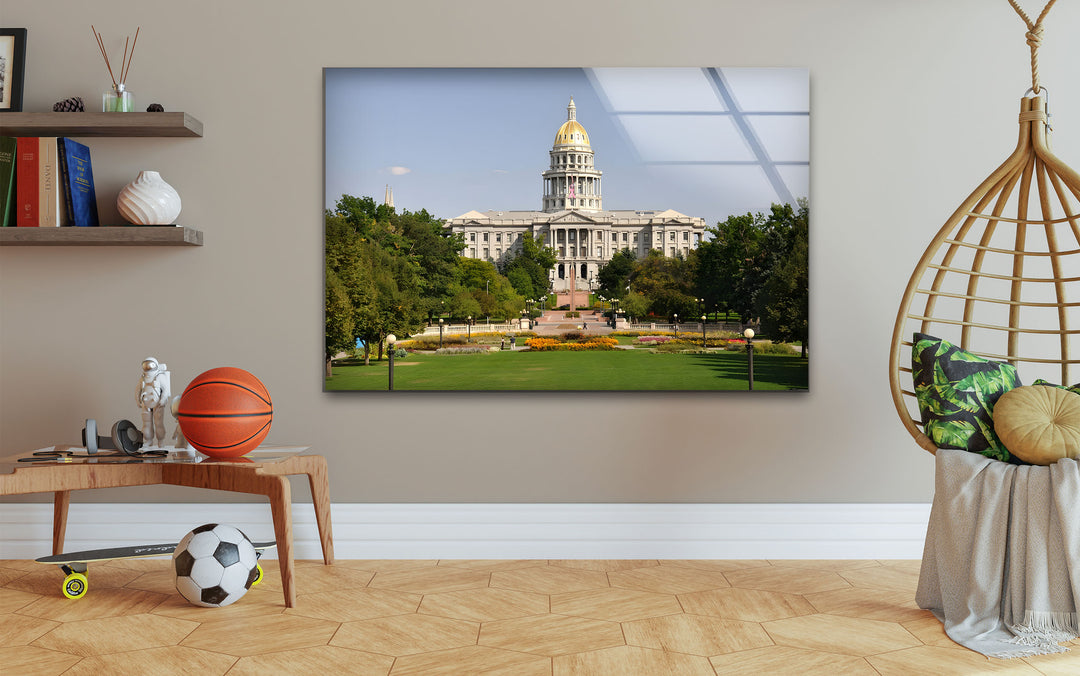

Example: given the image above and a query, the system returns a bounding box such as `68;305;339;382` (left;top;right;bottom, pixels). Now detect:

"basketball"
177;367;272;458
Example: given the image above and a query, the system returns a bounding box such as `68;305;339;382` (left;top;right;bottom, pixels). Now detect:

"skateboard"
36;540;276;599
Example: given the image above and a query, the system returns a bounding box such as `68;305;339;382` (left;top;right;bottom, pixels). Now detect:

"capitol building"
444;98;706;293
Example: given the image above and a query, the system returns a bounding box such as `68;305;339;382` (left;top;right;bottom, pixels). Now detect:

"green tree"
756;200;809;355
630;250;696;318
364;241;424;362
502;233;556;300
325;197;428;366
597;248;636;300
325;212;379;365
325;267;355;377
699;211;770;322
453;257;525;320
506;266;538;301
446;283;483;321
487;273;526;320
396;208;463;321
334;194;378;226
620;291;650;323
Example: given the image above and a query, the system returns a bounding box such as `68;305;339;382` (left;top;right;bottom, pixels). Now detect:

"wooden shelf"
0;226;203;246
0;114;204;249
0;112;203;137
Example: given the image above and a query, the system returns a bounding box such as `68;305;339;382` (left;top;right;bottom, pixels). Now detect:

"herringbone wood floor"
2;558;1077;675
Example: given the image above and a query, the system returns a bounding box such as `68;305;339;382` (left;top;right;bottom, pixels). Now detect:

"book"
15;137;39;226
38;137;66;227
56;137;72;226
0;137;15;227
58;138;99;227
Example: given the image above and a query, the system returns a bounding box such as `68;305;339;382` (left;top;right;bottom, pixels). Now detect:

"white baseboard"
0;503;930;560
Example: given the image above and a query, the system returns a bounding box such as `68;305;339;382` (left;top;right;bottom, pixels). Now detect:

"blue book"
58;138;99;227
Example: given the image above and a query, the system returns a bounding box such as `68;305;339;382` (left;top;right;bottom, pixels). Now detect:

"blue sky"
324;68;809;229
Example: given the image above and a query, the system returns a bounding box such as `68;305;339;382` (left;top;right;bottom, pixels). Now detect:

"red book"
16;137;39;227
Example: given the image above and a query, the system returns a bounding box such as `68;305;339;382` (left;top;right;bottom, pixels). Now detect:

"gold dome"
554;119;590;147
553;97;590;147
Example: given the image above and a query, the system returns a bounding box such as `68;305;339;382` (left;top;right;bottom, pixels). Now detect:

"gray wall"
2;1;1077;504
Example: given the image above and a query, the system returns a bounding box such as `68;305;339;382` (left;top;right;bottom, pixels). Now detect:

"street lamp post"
744;328;755;391
467;316;472;343
701;315;706;347
673;313;679;340
386;334;396;391
439;318;444;349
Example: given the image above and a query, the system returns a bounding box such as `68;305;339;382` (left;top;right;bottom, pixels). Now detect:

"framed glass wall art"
324;67;809;391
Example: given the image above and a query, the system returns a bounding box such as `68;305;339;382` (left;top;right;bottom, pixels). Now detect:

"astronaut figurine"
137;357;171;449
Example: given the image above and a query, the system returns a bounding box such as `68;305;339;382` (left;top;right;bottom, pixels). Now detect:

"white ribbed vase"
117;171;182;225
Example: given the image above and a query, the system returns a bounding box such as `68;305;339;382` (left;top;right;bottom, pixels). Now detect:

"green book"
0;137;16;227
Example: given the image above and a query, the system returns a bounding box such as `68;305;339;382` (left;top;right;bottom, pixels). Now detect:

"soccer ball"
173;523;260;607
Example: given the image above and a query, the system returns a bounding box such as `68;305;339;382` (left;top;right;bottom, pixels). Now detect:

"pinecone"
146;103;165;112
52;96;85;112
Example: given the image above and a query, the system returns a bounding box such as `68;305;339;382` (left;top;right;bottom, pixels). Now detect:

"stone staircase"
534;309;610;334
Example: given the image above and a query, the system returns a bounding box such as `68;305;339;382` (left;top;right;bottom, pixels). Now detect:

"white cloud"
492;169;509;174
388;166;411;175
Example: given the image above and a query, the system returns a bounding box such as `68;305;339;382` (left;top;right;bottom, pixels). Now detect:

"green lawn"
326;349;808;391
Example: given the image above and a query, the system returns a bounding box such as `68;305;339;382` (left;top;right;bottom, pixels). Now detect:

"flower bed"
435;346;491;355
526;337;618;351
401;334;468;350
722;340;797;355
633;335;732;349
634;335;674;345
652;339;702;353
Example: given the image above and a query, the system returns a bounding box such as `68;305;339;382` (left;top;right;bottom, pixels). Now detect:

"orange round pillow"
177;368;272;458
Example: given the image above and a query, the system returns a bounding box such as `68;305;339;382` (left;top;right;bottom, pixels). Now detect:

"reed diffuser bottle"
103;83;134;113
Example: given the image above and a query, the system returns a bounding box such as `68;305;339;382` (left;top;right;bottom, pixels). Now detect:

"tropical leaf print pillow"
911;333;1021;462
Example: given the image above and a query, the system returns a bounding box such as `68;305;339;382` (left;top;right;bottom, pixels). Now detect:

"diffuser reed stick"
92;25;118;88
121;27;140;85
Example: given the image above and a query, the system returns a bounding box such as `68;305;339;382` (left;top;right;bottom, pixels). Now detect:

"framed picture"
324;68;809;391
0;28;27;112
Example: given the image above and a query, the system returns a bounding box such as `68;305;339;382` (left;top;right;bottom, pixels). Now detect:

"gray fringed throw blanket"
917;448;1080;658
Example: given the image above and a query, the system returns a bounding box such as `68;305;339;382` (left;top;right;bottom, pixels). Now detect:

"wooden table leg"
266;475;296;607
158;458;329;608
53;491;71;555
305;457;334;565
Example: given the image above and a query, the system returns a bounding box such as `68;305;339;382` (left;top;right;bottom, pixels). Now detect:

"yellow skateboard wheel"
63;572;88;599
252;563;264;586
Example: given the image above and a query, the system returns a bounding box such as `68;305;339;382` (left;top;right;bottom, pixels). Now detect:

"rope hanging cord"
1008;0;1059;94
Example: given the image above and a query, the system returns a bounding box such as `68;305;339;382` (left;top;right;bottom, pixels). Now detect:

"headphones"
82;418;149;456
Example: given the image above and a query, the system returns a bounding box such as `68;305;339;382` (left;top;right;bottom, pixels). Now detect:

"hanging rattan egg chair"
889;0;1080;453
